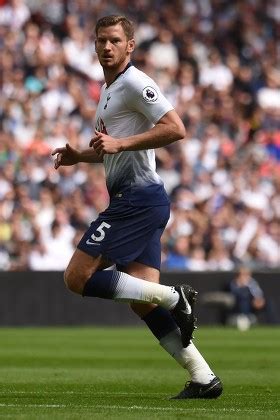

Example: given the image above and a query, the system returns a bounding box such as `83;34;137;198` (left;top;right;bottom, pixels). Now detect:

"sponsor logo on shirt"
142;86;158;102
95;117;108;134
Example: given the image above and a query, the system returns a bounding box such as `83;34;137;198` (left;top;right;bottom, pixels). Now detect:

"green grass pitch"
0;326;279;419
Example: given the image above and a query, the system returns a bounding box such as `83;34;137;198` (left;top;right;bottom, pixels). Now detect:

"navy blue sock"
142;306;178;340
83;270;121;299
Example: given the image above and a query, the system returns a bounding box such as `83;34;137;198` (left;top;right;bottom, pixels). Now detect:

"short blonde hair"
95;15;134;40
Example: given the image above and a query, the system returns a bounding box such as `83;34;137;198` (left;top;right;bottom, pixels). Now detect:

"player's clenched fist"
51;143;80;169
89;130;123;156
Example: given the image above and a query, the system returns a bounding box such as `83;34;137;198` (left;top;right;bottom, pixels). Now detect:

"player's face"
95;24;135;71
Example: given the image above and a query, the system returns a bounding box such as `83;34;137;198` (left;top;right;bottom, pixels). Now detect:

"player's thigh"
78;203;169;268
64;249;110;294
134;225;165;271
126;261;160;317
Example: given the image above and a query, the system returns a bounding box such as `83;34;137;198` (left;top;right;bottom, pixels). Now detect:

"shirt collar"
106;62;132;88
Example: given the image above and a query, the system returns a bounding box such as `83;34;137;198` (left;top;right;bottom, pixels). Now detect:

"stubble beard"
100;51;129;71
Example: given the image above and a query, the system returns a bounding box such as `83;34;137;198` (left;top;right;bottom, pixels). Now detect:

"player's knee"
64;267;86;295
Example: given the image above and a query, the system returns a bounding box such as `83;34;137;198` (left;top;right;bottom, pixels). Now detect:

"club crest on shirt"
142;86;158;102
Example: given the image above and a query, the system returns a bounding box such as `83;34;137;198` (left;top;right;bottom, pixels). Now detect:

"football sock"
83;270;179;310
142;307;215;384
160;328;215;384
142;306;178;340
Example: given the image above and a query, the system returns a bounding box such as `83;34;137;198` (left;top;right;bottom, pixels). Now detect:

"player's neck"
103;60;131;87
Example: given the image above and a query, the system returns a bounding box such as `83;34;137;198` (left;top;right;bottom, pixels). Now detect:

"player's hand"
89;130;123;156
51;143;80;169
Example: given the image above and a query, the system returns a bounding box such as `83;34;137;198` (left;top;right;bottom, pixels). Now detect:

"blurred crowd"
0;0;279;271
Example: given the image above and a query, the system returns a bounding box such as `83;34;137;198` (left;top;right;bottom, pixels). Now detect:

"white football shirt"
94;64;174;202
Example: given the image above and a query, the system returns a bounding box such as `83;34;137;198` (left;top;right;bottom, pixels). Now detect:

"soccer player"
52;15;222;399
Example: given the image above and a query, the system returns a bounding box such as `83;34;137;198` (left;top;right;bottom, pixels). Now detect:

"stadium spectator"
163;235;190;270
0;0;279;271
226;266;266;330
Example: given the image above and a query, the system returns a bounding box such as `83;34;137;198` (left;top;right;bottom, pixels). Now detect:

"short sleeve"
123;70;174;124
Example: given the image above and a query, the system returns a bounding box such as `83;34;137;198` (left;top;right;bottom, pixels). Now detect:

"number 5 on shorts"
89;221;111;242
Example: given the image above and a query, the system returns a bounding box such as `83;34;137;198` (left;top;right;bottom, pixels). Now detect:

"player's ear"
127;39;135;53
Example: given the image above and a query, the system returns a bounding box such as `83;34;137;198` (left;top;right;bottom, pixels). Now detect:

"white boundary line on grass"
0;404;279;413
0;404;66;408
1;390;278;397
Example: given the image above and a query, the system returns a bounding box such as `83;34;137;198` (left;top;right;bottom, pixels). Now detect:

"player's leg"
65;203;196;347
64;248;112;294
64;246;183;317
125;261;221;398
65;205;189;332
64;245;192;338
127;228;222;399
65;249;181;310
64;250;221;398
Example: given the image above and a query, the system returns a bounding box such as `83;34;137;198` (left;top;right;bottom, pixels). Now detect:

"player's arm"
119;109;185;151
90;110;185;156
52;143;103;169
